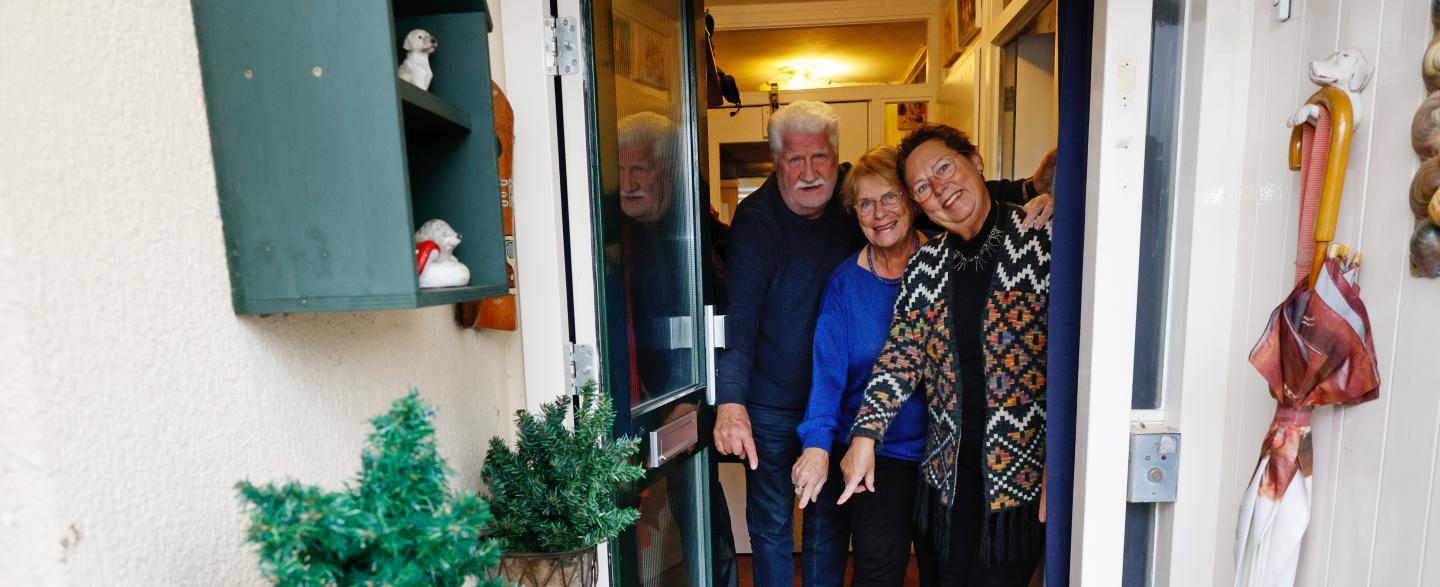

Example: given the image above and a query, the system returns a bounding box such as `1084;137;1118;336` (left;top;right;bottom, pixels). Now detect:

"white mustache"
793;178;827;190
621;190;649;199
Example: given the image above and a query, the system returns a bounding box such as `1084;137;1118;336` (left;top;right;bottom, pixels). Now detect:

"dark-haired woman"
839;124;1051;585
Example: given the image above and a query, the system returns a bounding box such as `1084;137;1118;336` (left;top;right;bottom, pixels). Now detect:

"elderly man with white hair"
714;100;858;587
714;101;1053;586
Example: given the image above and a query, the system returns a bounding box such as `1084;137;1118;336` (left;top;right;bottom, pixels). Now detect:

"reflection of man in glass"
619;114;673;224
617;112;685;398
616;111;738;586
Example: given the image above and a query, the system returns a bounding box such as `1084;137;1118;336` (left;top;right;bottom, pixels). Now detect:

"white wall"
1012;32;1055;179
0;1;532;584
1171;0;1440;585
936;50;981;139
932;0;1052;178
933;0;1000;154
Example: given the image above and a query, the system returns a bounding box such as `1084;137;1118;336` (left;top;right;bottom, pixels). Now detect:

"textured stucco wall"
0;2;527;584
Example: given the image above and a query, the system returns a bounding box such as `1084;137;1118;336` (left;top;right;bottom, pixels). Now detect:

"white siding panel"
1211;0;1440;585
1288;4;1347;584
1221;4;1312;580
1376;275;1440;586
1348;2;1437;585
1314;1;1398;585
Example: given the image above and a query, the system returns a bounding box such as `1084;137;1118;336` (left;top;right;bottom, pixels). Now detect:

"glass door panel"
635;452;710;586
582;0;718;584
593;0;703;410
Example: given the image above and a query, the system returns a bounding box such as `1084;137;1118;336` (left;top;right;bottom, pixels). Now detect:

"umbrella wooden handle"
1290;86;1355;289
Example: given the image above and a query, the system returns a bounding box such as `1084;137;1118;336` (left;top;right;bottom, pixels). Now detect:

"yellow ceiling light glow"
759;64;839;91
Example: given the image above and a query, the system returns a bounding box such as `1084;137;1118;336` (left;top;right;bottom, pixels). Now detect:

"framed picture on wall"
957;0;980;47
613;17;632;77
897;101;927;130
634;22;668;90
941;1;960;66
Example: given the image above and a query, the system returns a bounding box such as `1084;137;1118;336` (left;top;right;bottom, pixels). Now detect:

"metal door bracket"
545;17;580;76
1127;429;1181;502
1273;0;1292;22
704;306;726;404
567;342;597;394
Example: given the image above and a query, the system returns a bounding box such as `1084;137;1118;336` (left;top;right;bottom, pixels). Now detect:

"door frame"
552;0;610;580
1071;0;1156;584
1074;0;1267;585
1147;0;1263;585
558;0;720;583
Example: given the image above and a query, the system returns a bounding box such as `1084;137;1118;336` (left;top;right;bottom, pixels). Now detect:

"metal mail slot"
647;411;699;468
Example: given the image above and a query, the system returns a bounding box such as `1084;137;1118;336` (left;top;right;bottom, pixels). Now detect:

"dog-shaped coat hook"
398;29;437;91
1288;48;1374;129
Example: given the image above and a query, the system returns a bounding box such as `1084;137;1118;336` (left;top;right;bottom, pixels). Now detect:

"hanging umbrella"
1234;81;1381;587
1234;253;1379;587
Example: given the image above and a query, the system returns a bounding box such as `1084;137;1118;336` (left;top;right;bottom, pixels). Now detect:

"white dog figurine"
1288;48;1374;129
398;29;437;91
415;219;470;289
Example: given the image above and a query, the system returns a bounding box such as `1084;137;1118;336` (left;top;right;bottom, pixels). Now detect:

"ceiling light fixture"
760;65;835;91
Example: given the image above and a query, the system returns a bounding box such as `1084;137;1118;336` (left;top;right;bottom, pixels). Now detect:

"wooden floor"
733;554;1042;586
735;554;922;586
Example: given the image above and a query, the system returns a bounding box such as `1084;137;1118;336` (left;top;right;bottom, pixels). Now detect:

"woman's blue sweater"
796;250;927;462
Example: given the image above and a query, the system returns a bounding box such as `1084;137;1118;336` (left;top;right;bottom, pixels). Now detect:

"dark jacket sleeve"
715;199;776;405
986;178;1029;205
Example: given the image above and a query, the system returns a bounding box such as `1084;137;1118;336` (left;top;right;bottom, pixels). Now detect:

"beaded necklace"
865;231;920;286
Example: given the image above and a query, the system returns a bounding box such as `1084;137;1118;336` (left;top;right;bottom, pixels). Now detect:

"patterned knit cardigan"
850;203;1050;564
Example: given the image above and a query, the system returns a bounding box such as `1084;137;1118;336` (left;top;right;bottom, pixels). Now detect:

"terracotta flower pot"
488;545;599;587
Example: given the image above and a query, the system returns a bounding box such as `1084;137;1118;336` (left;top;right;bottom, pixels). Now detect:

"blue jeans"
744;405;849;587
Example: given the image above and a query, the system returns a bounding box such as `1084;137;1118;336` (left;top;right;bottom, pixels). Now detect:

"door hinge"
567;342;598;395
545;17;580;76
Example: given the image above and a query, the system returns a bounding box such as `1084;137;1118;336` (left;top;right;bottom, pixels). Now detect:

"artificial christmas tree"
482;382;645;586
236;391;503;587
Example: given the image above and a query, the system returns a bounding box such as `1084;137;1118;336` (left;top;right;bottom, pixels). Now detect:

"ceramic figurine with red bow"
415;219;469;288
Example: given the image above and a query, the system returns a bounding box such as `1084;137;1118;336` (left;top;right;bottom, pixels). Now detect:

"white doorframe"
1072;0;1153;584
1077;1;1267;585
497;0;609;581
498;0;578;413
557;0;601;363
1153;0;1260;585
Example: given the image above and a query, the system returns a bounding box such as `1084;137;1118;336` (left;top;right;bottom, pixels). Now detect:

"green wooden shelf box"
190;0;503;314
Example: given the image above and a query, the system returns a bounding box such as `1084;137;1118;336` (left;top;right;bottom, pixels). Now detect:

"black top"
950;200;1003;465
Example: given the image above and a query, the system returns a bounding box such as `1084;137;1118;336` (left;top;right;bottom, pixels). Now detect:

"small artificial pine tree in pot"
235;390;503;587
482;381;646;586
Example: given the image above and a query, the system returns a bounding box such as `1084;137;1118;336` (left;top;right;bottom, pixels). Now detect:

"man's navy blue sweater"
716;164;862;411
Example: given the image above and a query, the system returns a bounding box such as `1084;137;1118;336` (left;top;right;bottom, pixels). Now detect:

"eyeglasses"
854;191;904;214
909;156;959;203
